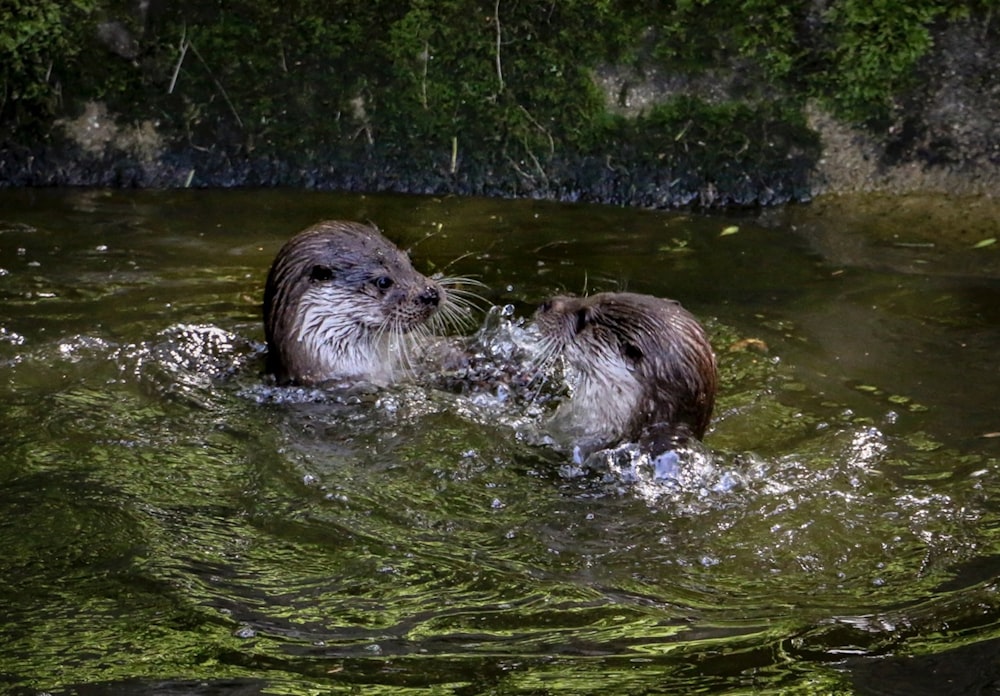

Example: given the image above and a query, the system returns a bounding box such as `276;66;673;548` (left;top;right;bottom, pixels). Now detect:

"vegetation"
0;0;994;195
647;0;982;122
0;0;97;123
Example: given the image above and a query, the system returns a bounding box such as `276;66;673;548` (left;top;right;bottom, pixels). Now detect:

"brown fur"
535;292;717;446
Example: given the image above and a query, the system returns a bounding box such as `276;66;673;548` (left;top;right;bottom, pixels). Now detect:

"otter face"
535;292;717;445
263;221;444;385
535;294;647;444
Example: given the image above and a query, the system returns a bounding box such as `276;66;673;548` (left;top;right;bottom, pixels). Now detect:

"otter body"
535;292;717;448
263;220;445;385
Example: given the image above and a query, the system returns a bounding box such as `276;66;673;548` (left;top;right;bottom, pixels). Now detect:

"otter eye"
373;276;394;290
574;308;589;334
623;343;644;363
309;265;334;282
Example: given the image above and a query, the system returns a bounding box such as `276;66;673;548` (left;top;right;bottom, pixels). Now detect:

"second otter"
534;292;717;449
263;220;448;386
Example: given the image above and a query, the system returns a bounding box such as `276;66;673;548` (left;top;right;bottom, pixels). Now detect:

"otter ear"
309;265;335;282
573;308;590;334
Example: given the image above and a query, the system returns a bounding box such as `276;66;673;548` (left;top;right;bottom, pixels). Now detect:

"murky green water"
1;189;999;695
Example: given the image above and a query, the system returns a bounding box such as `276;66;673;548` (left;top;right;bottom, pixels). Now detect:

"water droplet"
233;624;256;639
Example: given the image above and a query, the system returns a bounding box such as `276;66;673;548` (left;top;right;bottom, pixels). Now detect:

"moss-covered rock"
0;0;996;205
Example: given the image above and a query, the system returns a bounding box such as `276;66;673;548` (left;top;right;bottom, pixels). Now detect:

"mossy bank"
1;0;997;206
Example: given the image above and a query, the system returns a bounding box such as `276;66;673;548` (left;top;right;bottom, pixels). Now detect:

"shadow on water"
0;189;999;694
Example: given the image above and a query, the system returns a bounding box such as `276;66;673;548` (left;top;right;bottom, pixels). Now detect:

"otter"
534;292;717;450
263;220;451;386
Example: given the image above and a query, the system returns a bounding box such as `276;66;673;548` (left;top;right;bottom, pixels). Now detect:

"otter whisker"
425;294;463;335
442;295;486;321
429;294;481;336
388;321;410;380
437;276;490;305
398;321;432;378
435;273;488;288
440;288;487;310
436;279;490;332
392;320;417;381
526;332;561;373
435;300;477;334
517;332;565;406
393;314;417;378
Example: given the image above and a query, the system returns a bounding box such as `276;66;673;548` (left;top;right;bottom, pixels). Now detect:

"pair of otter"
263;220;717;446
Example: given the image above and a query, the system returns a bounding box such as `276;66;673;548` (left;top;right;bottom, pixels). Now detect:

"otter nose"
418;286;440;306
537;297;565;315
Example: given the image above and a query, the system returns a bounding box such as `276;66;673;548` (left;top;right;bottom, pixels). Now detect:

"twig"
493;0;504;93
505;147;548;189
420;40;429;109
521;145;547;185
188;38;243;129
518;105;554;155
168;26;188;94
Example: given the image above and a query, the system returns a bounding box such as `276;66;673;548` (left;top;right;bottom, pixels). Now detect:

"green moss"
584;96;818;184
819;0;955;122
643;0;981;124
648;0;803;78
376;1;624;159
0;0;989;188
143;1;392;150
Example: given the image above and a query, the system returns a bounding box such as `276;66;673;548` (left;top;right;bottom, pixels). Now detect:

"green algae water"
1;189;999;695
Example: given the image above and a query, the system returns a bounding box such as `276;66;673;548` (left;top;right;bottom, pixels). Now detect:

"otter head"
535;292;717;447
263;220;444;385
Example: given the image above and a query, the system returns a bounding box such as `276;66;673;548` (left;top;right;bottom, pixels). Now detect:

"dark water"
1;189;999;695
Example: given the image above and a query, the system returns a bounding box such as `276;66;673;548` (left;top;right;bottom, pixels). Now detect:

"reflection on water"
0;189;999;694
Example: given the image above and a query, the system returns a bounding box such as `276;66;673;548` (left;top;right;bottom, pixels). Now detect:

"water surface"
1;189;998;694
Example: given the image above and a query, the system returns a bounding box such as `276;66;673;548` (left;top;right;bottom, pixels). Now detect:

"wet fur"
263;220;446;385
534;292;717;446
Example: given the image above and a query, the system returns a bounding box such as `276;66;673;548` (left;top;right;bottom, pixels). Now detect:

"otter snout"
418;286;441;306
536;297;567;315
